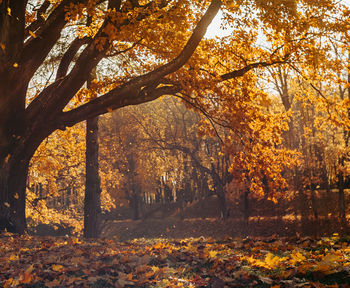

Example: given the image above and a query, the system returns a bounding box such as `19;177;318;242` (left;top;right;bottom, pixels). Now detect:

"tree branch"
20;0;89;83
220;58;288;81
54;0;221;127
26;0;176;126
59;84;180;128
56;36;90;80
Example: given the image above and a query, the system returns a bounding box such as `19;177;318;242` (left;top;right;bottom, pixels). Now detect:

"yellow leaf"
290;250;306;265
151;266;160;273
5;153;10;163
7;7;11;16
322;253;342;263
4;278;14;288
29;30;37;38
51;264;64;271
4;202;10;208
9;254;18;261
209;250;218;258
13;63;18;68
314;253;343;275
14;193;19;199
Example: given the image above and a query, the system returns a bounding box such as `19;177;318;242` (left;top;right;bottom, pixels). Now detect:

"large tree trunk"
84;115;101;238
0;82;38;234
0;139;37;234
0;160;27;233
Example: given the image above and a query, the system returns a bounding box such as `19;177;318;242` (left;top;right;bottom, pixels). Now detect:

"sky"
205;1;350;39
205;10;230;39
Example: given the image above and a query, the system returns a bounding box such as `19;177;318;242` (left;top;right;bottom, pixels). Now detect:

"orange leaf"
3;278;14;288
51;264;64;271
21;265;34;284
29;30;37;38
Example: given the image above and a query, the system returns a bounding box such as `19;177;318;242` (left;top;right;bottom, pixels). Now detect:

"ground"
101;217;350;241
1;232;350;287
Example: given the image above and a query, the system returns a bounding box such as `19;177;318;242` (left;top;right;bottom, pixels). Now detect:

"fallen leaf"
51;264;64;271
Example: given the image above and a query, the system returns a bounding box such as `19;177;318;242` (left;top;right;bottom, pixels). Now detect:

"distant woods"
27;91;349;235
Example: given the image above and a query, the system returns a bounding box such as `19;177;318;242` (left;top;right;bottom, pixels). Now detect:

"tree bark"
0;159;28;233
338;166;345;219
84;115;101;238
0;135;41;233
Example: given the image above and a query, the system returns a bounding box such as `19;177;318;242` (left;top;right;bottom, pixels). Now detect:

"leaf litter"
0;233;350;287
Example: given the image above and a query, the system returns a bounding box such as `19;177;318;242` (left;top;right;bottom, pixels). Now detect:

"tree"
0;0;222;233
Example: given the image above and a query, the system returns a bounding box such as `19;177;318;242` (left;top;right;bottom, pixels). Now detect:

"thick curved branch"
58;84;180;128
32;0;221;128
27;0;179;124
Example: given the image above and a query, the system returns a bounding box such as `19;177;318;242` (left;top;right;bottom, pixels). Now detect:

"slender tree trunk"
84;69;101;238
310;189;318;220
177;188;185;220
131;185;140;220
243;190;249;224
217;185;227;220
338;167;345;219
84;115;101;238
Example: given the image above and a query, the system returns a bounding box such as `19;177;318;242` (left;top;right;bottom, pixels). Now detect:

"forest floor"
1;232;350;287
101;217;350;241
8;195;348;287
101;193;350;241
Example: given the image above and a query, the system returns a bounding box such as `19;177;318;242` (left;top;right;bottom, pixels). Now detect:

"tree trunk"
131;190;140;220
84;115;101;238
243;190;249;224
0;150;31;234
338;168;345;220
217;186;227;220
